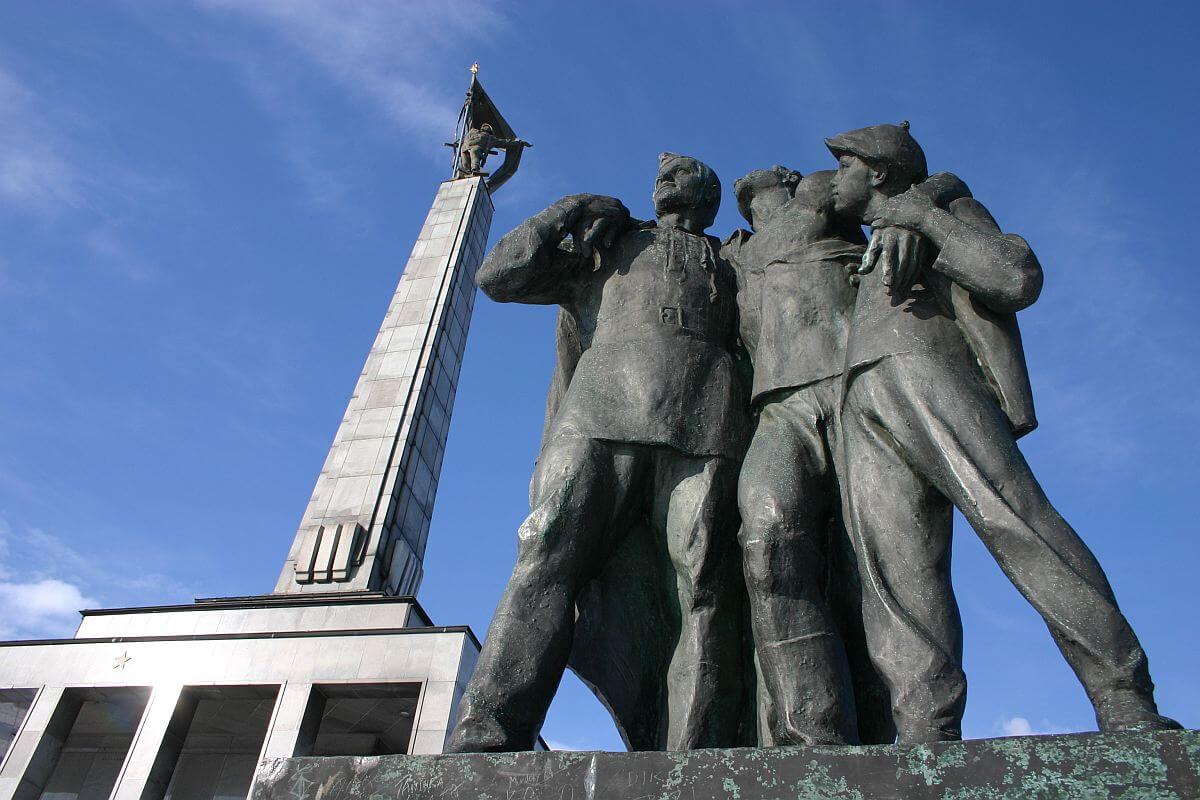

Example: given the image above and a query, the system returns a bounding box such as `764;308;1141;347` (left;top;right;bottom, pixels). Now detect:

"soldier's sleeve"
720;230;751;289
929;197;1043;313
720;230;760;365
476;199;584;306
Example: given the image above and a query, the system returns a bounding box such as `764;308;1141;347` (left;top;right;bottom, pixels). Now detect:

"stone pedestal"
250;730;1199;800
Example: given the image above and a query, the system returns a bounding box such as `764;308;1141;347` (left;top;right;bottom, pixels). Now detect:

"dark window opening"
35;687;151;800
0;688;37;761
303;683;421;757
158;685;279;800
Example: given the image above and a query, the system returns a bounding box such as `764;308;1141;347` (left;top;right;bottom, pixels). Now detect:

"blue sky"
0;2;1197;750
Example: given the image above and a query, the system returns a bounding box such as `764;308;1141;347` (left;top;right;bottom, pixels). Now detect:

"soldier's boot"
1095;689;1182;733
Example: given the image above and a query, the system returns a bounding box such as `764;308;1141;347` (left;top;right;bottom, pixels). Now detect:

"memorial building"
0;72;525;800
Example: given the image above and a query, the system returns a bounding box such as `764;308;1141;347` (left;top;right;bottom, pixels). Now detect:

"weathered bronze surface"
445;117;1181;753
448;155;752;753
449;69;531;192
828;122;1177;743
252;730;1200;800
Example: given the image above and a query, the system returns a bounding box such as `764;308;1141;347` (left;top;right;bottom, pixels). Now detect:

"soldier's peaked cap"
824;121;928;183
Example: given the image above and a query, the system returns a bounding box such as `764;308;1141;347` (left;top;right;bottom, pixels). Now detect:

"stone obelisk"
0;74;531;800
275;69;528;597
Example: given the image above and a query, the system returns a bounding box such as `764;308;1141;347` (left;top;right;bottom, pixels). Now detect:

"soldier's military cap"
825;121;928;184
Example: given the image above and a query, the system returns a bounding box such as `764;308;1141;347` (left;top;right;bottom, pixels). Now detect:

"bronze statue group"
446;123;1180;752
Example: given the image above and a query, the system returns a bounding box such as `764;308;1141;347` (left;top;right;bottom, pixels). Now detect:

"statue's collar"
645;219;708;237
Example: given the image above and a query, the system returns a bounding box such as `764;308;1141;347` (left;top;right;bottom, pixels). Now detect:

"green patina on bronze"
251;730;1199;800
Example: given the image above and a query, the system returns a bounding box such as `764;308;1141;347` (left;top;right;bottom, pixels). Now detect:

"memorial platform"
250;730;1200;800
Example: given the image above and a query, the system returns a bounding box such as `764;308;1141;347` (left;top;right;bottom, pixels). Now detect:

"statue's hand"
559;194;631;260
871;186;938;232
858;226;930;297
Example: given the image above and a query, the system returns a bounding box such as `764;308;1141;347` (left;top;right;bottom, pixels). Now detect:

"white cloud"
0;521;97;639
998;716;1067;737
1000;716;1036;736
544;738;590;752
0;579;96;640
0;523;83;639
0;518;192;641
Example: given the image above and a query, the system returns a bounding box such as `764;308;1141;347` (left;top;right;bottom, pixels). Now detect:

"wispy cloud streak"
0;66;86;217
193;0;506;144
0;58;164;284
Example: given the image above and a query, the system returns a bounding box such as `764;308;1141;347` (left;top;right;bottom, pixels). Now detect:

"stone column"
109;683;192;800
275;177;493;597
258;683;320;760
409;633;480;754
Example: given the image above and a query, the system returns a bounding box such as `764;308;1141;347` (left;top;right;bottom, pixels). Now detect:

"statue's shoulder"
720;229;753;267
722;229;752;248
947;196;1002;233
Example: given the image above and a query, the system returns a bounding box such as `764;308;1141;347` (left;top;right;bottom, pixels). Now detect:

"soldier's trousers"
842;353;1157;743
740;378;894;746
447;436;742;752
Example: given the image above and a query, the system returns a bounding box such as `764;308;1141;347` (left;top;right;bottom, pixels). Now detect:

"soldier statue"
827;121;1180;743
457;122;530;176
724;166;881;746
725;165;966;746
447;153;750;752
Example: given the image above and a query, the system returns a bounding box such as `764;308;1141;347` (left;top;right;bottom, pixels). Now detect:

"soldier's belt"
591;308;727;346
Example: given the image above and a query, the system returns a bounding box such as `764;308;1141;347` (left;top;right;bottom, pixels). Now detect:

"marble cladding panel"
380;534;421;597
0;631;472;690
75;602;415;639
258;682;313;760
277;177;488;595
416;681;456;730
